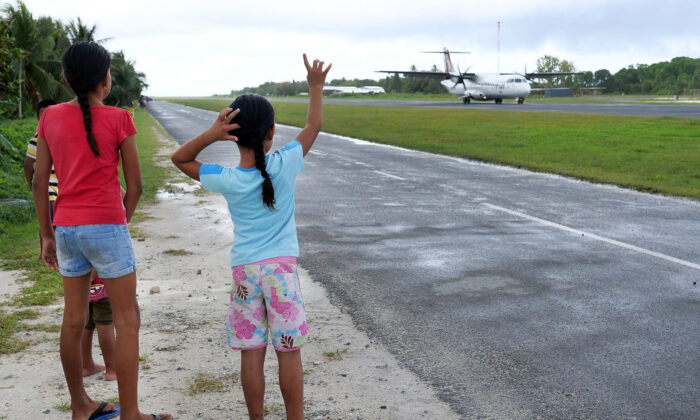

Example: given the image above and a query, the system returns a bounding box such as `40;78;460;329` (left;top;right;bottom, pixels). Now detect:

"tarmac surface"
270;97;700;118
148;101;700;419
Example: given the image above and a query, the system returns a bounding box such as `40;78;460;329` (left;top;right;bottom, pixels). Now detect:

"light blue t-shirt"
199;140;305;266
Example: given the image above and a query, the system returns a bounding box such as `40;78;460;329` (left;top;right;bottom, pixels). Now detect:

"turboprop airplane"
378;48;582;104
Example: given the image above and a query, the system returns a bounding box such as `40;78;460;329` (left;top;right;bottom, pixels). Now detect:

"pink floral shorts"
226;259;308;351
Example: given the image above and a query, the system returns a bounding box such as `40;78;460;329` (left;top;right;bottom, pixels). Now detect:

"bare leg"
241;347;267;419
276;349;304;420
95;323;117;381
61;273;117;419
103;273;171;420
81;327;105;377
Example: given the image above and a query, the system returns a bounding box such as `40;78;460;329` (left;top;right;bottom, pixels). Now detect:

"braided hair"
228;94;276;209
61;42;111;157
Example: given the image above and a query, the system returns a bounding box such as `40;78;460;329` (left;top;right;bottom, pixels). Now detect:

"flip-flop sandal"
87;402;120;420
151;416;174;420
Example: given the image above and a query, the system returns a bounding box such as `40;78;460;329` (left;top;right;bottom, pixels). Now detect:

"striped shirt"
26;135;58;201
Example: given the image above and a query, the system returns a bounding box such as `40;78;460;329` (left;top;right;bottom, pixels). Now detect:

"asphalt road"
270;98;700;118
148;101;700;419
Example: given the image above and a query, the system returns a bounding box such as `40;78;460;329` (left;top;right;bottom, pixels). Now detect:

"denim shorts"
55;224;136;279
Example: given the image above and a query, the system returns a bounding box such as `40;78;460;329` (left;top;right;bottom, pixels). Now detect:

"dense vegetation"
0;1;148;214
0;1;147;118
226;56;700;97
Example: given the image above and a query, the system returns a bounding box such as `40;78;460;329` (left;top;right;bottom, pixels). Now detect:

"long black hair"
61;42;111;157
228;94;276;209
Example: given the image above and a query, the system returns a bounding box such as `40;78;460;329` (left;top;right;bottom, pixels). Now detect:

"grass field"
164;98;700;200
0;108;170;353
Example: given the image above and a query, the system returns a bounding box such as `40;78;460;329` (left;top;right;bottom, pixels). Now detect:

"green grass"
131;109;176;204
163;249;192;256
187;373;239;396
52;401;71;412
166;98;700;200
0;117;38;202
322;348;348;361
0;108;173;354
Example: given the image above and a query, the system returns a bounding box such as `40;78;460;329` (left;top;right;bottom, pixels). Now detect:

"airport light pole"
497;21;501;74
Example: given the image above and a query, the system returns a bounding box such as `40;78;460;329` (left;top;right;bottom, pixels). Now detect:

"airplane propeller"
450;65;472;90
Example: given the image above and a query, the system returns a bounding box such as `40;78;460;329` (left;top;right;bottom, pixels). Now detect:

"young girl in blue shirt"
172;54;331;419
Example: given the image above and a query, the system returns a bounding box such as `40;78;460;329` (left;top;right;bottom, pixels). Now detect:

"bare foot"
82;363;105;377
104;370;117;381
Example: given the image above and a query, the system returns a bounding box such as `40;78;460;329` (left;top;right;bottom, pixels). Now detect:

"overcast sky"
15;0;700;96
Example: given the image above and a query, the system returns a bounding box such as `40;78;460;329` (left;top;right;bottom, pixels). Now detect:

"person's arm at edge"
23;155;35;190
171;108;240;181
296;54;332;157
32;136;57;271
119;134;143;223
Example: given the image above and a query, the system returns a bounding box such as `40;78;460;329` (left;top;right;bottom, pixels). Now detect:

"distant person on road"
172;54;331;420
32;41;172;420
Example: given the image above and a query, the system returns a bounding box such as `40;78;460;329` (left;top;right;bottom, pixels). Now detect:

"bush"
0;117;38;201
0;202;34;233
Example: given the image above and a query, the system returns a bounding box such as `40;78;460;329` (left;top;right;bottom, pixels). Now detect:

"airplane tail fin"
423;48;469;75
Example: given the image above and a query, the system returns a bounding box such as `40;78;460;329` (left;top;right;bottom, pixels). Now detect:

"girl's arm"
171;108;239;181
296;54;332;157
119;134;143;223
32;137;57;271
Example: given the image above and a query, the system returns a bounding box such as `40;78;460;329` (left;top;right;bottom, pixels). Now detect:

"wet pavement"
148;101;700;419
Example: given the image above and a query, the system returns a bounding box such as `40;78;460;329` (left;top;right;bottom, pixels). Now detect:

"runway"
148;101;700;418
270;97;700;118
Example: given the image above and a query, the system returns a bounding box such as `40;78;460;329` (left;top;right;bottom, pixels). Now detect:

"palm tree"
106;51;147;107
3;1;72;112
66;17;111;44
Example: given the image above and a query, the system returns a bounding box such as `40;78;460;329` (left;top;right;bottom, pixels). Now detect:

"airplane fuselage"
442;74;531;102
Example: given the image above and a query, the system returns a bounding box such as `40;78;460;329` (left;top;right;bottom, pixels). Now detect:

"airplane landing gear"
463;97;471;104
495;98;503;104
517;98;524;104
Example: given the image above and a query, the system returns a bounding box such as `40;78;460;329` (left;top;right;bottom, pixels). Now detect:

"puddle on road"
155;182;200;200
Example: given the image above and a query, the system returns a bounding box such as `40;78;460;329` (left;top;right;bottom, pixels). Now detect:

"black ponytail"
76;91;100;157
228;94;276;210
62;42;111;158
252;139;275;209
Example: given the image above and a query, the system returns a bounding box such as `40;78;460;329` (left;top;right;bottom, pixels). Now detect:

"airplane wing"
376;70;477;80
525;72;585;79
376;70;447;78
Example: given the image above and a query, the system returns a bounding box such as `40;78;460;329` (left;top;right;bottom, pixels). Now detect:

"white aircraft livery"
378;48;581;104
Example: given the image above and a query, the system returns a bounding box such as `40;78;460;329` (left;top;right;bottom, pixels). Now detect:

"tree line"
534;54;700;95
228;55;700;97
0;1;147;118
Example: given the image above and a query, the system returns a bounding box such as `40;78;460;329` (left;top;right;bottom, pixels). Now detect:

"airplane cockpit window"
507;79;514;83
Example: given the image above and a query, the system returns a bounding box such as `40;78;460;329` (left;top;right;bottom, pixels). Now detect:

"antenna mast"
497;21;501;74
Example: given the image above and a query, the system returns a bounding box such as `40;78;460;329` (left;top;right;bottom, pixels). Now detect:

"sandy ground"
0;128;457;419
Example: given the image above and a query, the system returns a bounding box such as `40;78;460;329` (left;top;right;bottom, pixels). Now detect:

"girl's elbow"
171;155;186;172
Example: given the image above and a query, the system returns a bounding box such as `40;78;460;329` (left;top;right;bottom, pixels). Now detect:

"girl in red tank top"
32;42;172;420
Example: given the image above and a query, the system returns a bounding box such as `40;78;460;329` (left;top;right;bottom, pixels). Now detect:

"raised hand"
303;54;332;89
208;107;241;141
